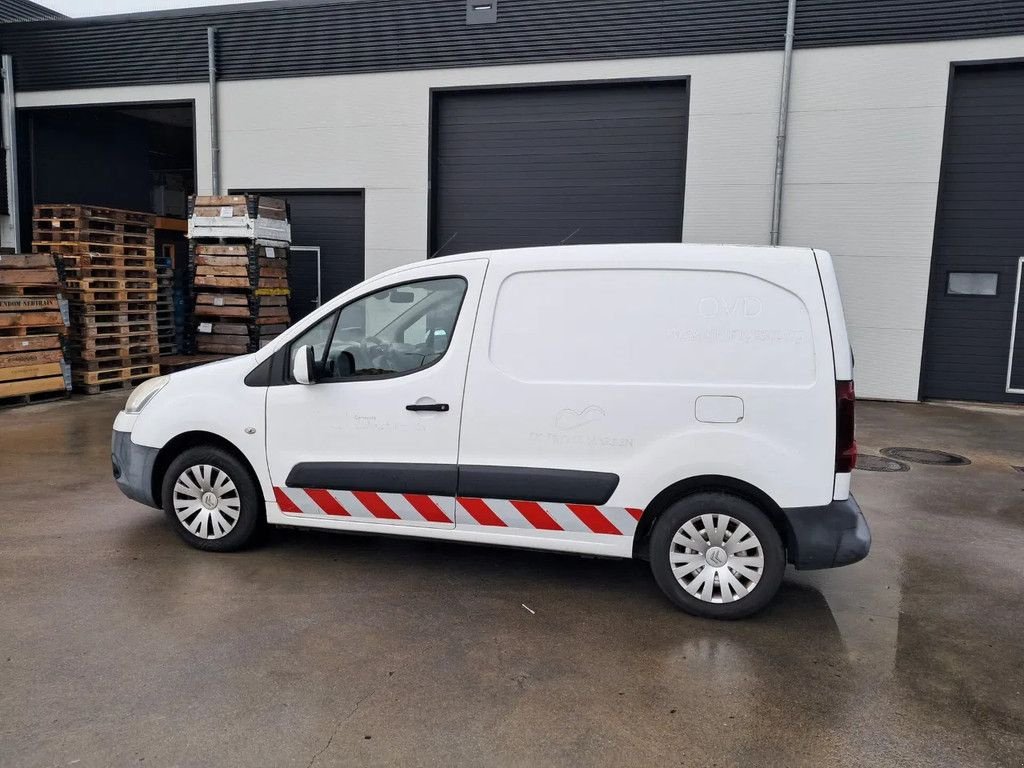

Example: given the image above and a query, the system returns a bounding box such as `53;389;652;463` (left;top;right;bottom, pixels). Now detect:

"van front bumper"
112;429;160;509
781;494;871;570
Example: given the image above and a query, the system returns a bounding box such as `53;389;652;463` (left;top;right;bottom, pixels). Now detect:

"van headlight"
125;376;169;414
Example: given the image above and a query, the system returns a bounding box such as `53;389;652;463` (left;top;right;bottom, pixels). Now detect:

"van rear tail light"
836;380;857;473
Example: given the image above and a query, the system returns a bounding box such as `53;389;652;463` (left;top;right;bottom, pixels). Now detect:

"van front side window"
296;277;466;382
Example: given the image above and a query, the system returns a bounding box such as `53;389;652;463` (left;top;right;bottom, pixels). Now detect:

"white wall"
8;34;1024;400
778;38;1020;400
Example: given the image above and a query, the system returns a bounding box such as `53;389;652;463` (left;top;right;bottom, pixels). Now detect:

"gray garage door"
922;63;1024;404
241;190;365;321
430;79;688;258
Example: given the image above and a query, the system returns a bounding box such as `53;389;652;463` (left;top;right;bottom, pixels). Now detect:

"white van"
112;244;868;619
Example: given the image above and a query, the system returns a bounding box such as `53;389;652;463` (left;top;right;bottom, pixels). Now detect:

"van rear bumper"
781;494;871;570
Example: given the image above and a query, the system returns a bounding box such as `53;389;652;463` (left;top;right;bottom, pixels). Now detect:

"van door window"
292;277;467;382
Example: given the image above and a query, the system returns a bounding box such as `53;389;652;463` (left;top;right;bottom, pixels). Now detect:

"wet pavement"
1;394;1022;767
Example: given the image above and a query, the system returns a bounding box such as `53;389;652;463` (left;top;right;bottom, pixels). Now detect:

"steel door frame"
290;245;322;310
1006;257;1024;395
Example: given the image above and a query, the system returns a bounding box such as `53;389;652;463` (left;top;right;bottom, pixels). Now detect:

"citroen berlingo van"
112;244;869;619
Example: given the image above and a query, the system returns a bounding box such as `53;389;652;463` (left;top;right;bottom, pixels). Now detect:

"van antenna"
559;228;581;245
431;232;458;259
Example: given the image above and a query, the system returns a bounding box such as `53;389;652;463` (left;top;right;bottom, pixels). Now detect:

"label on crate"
213;297;224;306
198;322;213;334
265;247;276;259
52;219;61;228
219;206;234;218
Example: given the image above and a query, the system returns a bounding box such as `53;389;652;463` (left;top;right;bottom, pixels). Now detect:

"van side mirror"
292;345;319;385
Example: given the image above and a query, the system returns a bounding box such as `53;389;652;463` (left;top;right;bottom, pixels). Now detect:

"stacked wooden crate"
32;204;161;393
187;195;292;355
0;253;70;405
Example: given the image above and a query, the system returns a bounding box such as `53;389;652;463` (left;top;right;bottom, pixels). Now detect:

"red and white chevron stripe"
273;487;643;537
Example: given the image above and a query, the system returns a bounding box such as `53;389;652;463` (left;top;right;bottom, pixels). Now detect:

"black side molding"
458;465;619;505
284;462;620;505
286;462;459;497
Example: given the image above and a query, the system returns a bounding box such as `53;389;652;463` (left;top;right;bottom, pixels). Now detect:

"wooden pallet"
70;327;155;343
195;337;253;355
194;305;290;322
0;386;70;409
159;354;227;374
66;289;159;304
53;251;153;269
71;339;160;361
0;310;66;333
74;376;156;395
192;274;289;290
33;241;155;258
73;362;161;386
191;195;288;221
0;361;64;384
34;204;155;226
0;253;61;292
0;348;64;368
76;353;157;372
0;333;63;354
34;218;151;236
192;243;286;259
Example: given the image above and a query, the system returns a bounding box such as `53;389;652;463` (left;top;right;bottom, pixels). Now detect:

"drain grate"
856;454;910;473
880;447;971;466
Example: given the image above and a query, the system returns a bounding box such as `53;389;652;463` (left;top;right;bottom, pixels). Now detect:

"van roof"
378;243;818;281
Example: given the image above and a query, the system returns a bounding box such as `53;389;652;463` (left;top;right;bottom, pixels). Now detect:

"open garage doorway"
16;101;196;251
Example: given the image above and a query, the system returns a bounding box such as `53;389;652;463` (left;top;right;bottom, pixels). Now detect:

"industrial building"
0;0;1023;402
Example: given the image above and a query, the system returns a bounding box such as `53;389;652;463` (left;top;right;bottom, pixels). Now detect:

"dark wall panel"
238;191;366;320
431;80;687;257
30;111;151;211
1;0;1023;92
922;63;1024;404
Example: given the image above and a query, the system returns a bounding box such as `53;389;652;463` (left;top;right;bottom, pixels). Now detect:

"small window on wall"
946;272;998;296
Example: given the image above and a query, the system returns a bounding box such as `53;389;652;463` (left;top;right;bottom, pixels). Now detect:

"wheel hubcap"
172;464;240;540
669;513;765;604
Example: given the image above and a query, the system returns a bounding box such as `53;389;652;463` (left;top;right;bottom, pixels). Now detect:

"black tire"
649;492;785;620
161;446;264;552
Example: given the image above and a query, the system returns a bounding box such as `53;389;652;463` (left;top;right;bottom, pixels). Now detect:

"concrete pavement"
1;394;1022;767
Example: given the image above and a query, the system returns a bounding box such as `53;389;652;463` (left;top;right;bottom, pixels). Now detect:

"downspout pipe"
770;0;797;246
1;55;21;251
208;27;220;195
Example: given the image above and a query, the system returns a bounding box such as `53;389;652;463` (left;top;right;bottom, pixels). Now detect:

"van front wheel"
161;446;263;552
649;493;784;619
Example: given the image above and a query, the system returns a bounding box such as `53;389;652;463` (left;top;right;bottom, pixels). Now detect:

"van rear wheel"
161;446;263;552
649;493;784;619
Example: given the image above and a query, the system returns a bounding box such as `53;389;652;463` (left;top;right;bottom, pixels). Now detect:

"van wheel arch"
631;476;790;561
151;431;264;511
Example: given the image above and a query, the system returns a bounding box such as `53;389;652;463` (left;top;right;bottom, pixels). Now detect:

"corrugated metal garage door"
242;191;365;321
430;79;688;258
922;63;1024;404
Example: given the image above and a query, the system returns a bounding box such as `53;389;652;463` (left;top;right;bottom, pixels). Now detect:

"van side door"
266;259;488;529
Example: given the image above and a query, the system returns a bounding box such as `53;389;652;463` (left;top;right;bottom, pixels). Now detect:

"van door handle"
406;403;450;412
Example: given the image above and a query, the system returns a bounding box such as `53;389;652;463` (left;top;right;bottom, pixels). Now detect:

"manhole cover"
880;447;971;466
856;454;910;473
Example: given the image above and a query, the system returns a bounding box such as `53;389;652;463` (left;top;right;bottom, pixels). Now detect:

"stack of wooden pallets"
187;195;292;356
156;247;177;355
0;253;70;406
32;204;161;393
